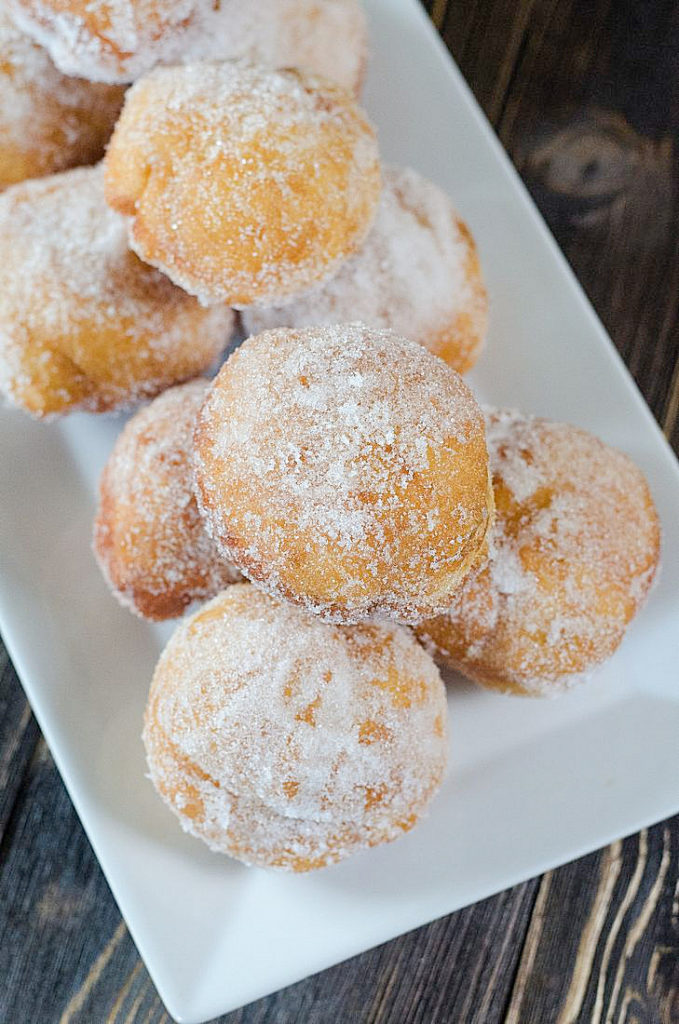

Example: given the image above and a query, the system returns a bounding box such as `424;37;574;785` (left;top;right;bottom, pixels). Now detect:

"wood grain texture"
1;1;678;1022
505;826;679;1024
0;736;135;1024
431;0;679;449
39;878;538;1024
0;647;39;843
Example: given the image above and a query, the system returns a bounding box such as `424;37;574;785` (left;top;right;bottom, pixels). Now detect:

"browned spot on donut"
296;694;321;726
363;785;387;811
396;813;418;833
358;720;392;745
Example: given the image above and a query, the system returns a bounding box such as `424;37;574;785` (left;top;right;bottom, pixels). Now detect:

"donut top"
244;165;485;349
0;165;204;336
194;324;490;619
104;61;380;306
0;8;122;153
8;0;215;81
147;586;448;834
10;0;366;88
450;408;660;692
96;380;240;610
0;9;67;144
189;0;367;95
0;164;233;414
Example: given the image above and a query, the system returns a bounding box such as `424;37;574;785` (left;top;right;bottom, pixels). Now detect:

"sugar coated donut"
193;324;494;624
416;409;661;696
190;0;368;97
244;166;488;374
9;0;367;91
104;62;381;307
0;8;124;189
143;585;449;870
94;381;241;621
0;166;234;418
7;0;216;82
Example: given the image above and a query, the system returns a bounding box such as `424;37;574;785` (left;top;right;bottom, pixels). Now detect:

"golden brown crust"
242;167;489;375
93;381;241;621
193;324;494;624
8;0;213;80
425;217;488;373
104;62;381;306
8;0;368;91
0;166;234;418
0;8;124;189
416;410;661;696
143;585;449;870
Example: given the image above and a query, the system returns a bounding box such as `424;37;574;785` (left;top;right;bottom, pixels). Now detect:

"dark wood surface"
2;1;678;1021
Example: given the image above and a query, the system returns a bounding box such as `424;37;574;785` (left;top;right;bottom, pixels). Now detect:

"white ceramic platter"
1;1;678;1020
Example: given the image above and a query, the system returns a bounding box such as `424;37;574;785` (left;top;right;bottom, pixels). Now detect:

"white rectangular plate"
2;2;679;1021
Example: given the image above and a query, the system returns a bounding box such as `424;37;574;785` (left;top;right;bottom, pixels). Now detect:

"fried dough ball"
9;0;367;92
94;381;241;621
7;0;215;82
143;585;449;871
193;324;494;625
416;409;661;696
0;7;124;189
104;62;381;307
190;0;368;97
244;166;488;374
0;166;234;418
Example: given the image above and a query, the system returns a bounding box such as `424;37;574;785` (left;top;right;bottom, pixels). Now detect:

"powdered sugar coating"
243;165;488;374
94;380;241;622
0;165;234;418
9;0;367;90
186;0;367;96
194;324;494;624
416;409;661;696
143;584;449;871
104;62;381;307
7;0;215;82
0;6;124;188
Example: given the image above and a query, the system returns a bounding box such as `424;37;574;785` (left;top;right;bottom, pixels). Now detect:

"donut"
0;166;234;418
143;584;449;871
8;0;367;92
189;0;368;97
94;380;241;621
416;409;661;696
0;8;124;189
104;62;381;307
7;0;216;82
243;166;488;374
193;324;494;625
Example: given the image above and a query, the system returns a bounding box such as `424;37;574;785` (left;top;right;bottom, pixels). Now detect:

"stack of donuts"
0;0;660;872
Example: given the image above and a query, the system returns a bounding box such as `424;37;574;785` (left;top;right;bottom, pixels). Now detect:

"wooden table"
2;2;678;1021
